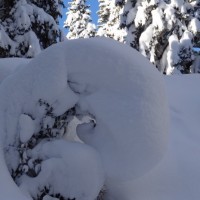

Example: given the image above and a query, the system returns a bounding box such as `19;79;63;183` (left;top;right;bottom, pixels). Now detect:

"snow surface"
0;58;30;84
19;140;104;200
111;75;200;200
0;38;199;200
19;114;35;143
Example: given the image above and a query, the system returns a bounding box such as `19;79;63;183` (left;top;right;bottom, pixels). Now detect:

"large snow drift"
113;75;200;200
0;38;169;199
0;58;30;84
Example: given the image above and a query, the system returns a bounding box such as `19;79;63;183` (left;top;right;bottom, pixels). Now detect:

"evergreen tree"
124;0;195;74
97;0;126;42
97;0;111;36
65;0;96;39
0;0;64;58
102;0;199;74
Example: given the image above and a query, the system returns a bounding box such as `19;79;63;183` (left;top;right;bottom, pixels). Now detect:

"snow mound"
0;58;30;84
19;140;104;200
114;75;200;200
0;37;169;199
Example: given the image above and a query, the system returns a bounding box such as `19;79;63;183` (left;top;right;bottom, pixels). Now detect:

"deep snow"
108;75;200;200
0;58;30;84
0;38;199;200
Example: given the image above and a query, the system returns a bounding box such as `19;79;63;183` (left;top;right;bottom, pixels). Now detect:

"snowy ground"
0;38;199;200
110;75;200;200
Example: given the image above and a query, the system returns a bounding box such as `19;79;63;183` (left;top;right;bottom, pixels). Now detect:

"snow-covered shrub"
0;38;169;199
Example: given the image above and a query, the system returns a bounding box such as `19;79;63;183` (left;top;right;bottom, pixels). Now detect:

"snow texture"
19;140;104;200
19;114;35;143
111;75;200;200
0;58;30;84
0;38;169;199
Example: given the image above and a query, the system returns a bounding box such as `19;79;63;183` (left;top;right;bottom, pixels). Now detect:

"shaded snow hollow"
0;38;169;200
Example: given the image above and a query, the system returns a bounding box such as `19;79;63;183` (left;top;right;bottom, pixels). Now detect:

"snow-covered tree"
0;0;5;19
97;0;126;42
100;0;200;74
0;0;14;19
0;0;64;58
97;0;111;36
107;0;127;42
119;0;196;74
64;0;96;39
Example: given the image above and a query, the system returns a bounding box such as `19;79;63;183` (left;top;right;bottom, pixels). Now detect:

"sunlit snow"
0;38;199;200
